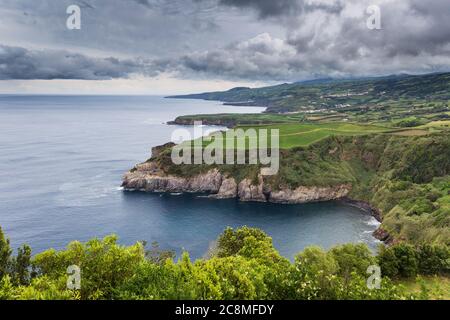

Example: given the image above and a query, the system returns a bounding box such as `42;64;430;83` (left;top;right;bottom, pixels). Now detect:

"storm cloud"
0;45;162;80
172;0;450;80
0;0;450;84
217;0;344;18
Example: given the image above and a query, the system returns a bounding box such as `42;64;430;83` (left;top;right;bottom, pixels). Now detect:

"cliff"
122;132;450;245
122;163;352;204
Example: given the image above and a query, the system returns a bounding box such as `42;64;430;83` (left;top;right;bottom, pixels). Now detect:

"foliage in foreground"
0;226;448;300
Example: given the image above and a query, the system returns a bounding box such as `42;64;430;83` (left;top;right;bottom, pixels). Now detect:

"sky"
0;0;449;94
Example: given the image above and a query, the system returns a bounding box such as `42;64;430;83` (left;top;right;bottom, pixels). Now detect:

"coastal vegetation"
169;113;306;128
0;226;448;300
116;73;450;302
170;73;450;135
169;73;450;117
3;72;448;300
154;73;450;248
140;130;450;246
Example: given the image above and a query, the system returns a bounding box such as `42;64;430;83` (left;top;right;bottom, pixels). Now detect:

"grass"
391;129;430;136
179;122;422;150
225;122;391;149
419;120;450;128
398;276;450;300
274;123;389;148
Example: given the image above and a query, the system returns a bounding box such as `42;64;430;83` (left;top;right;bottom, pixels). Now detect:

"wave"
366;216;381;227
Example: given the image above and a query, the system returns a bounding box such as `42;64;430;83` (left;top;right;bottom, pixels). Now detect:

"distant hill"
167;72;450;113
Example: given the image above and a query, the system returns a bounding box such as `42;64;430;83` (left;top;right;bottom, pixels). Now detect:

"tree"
12;244;32;285
0;226;426;300
0;227;12;280
294;246;340;299
295;246;338;276
378;245;399;278
417;244;449;275
32;235;146;299
330;243;375;282
216;226;273;258
215;227;293;299
392;244;418;278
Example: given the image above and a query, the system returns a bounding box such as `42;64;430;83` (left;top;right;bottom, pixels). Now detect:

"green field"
183;122;407;150
239;122;391;148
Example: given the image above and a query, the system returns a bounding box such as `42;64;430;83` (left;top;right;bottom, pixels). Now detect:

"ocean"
0;95;380;259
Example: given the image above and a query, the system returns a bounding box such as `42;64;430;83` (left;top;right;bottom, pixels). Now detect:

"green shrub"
32;235;146;299
378;243;449;278
378;245;400;278
417;244;450;275
330;244;375;281
1;226;447;300
0;227;12;280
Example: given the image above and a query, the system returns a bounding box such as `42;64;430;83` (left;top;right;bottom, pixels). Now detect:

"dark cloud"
0;45;163;80
130;0;186;14
76;1;96;9
285;0;450;68
0;0;449;83
0;0;227;58
172;0;450;81
218;0;299;18
217;0;344;18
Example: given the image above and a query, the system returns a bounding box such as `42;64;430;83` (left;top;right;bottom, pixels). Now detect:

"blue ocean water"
0;95;380;259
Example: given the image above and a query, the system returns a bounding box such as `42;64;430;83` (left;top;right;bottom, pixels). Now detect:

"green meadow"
239;122;391;148
181;122;417;150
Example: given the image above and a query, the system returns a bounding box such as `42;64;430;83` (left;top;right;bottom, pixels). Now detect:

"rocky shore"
339;198;382;222
167;118;236;128
122;163;352;204
122;157;392;244
338;198;393;244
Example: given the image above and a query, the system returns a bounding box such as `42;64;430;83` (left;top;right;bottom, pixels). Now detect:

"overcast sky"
0;0;449;94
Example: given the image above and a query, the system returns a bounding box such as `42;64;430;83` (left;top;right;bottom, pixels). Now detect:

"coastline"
338;198;382;222
125;102;398;246
167;118;236;128
122;165;391;245
338;197;393;245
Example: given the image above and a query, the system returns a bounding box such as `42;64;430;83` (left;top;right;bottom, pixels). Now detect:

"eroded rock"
122;164;222;193
214;177;238;199
123;163;352;204
269;184;351;204
237;176;267;202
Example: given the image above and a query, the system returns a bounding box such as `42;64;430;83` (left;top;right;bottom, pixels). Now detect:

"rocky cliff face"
213;177;238;199
269;185;351;204
238;177;267;202
122;162;351;204
122;167;222;193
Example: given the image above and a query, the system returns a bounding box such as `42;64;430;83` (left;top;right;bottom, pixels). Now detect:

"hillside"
123;130;450;246
168;72;450;118
138;72;450;247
